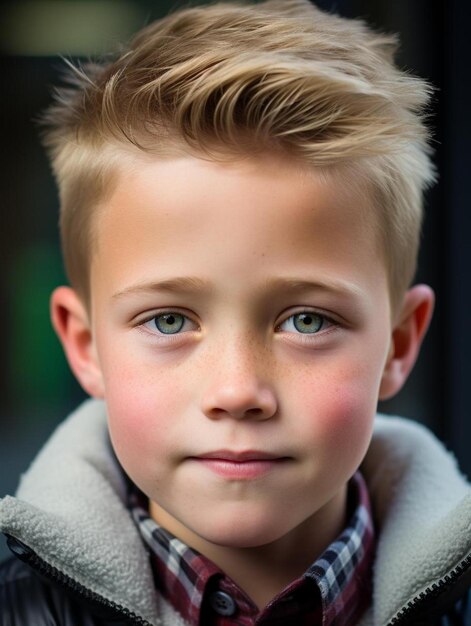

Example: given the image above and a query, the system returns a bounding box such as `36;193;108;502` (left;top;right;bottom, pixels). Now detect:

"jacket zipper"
6;534;154;626
388;552;471;625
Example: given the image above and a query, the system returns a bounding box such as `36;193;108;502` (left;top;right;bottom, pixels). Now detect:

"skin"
51;153;434;609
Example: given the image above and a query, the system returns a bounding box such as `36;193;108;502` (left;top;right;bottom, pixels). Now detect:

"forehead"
91;153;387;309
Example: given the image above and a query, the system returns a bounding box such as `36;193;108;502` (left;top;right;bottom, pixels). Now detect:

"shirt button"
209;590;237;616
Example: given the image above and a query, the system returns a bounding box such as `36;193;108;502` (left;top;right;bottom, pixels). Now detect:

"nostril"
248;407;263;415
206;403;275;421
201;383;278;421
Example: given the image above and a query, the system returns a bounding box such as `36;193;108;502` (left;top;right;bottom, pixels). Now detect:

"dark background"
1;0;470;562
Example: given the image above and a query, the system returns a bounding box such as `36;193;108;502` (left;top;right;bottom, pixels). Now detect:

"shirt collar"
305;471;375;625
128;471;374;625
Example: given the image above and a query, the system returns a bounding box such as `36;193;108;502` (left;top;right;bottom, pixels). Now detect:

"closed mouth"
188;450;292;479
192;449;289;462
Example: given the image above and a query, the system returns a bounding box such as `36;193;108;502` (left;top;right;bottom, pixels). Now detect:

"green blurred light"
8;244;70;416
0;1;145;56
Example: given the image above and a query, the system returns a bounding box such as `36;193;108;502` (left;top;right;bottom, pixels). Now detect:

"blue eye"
144;312;197;335
279;312;327;334
154;313;184;334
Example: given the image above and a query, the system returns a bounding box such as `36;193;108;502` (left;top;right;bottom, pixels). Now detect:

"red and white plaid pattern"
128;471;375;625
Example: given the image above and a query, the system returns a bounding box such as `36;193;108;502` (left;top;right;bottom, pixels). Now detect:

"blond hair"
41;0;435;313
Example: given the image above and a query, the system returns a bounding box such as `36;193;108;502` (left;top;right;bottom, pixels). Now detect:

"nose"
200;340;278;421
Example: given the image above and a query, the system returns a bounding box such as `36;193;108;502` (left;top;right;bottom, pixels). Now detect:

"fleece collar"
0;399;470;626
359;415;471;624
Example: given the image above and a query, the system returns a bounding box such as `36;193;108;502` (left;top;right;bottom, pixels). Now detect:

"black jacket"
1;535;155;625
0;554;110;625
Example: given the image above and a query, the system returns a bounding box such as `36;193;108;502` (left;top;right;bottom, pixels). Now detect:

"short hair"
41;0;435;314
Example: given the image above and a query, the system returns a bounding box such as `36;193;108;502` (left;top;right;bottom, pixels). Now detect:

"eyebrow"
112;275;363;302
112;276;211;300
263;278;364;302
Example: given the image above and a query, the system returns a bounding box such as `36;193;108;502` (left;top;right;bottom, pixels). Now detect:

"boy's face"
64;155;412;551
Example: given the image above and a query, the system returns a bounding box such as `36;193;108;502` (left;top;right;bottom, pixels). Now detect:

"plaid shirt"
128;471;375;626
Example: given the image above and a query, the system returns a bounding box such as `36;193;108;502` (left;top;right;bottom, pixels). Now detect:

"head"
47;0;435;557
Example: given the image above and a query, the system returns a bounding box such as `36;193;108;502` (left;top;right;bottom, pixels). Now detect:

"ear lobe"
50;286;105;398
379;284;435;400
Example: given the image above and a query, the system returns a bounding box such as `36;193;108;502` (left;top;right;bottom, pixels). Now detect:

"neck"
150;485;347;610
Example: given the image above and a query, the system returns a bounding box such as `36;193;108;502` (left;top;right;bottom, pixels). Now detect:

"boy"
1;0;470;624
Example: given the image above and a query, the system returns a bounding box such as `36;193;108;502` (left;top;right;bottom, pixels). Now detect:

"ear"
379;284;435;400
50;286;105;398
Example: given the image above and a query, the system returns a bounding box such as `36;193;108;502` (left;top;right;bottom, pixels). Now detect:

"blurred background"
0;0;469;562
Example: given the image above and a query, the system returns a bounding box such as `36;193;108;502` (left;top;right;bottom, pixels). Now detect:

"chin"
203;529;284;549
192;511;294;549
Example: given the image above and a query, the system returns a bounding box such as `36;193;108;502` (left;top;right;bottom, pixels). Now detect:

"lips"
189;450;290;479
194;449;286;462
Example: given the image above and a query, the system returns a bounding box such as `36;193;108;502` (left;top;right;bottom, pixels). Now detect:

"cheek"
287;359;380;463
99;353;190;479
309;386;373;445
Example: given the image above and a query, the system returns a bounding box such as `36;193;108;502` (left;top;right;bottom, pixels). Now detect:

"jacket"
0;399;470;625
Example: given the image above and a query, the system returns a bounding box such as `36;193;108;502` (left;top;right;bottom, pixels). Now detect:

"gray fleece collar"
0;399;470;626
361;416;471;624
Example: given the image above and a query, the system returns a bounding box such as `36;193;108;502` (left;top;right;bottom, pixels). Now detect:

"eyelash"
137;309;339;340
